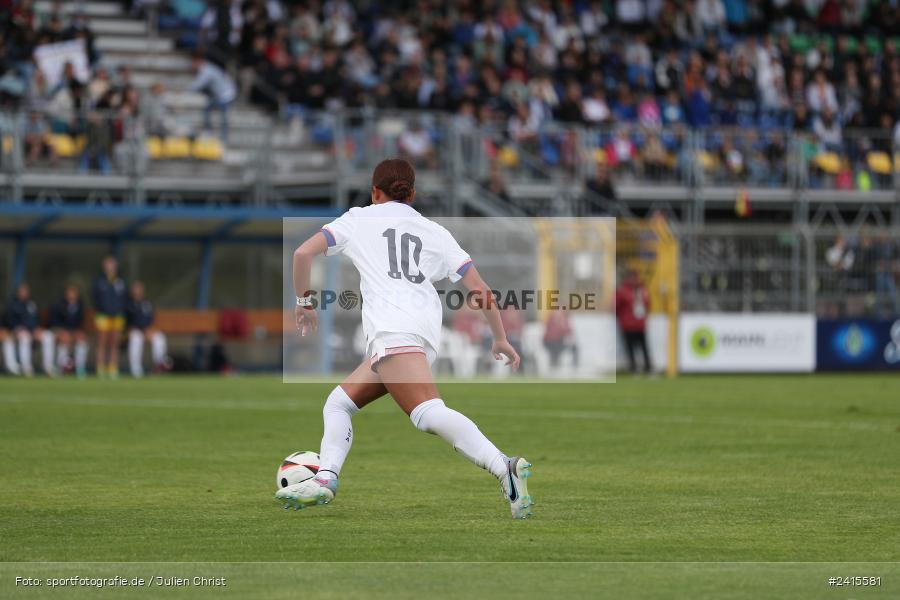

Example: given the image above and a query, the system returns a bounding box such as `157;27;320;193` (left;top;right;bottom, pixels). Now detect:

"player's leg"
624;332;638;374
95;316;109;377
107;321;122;379
1;328;21;375
638;331;653;374
2;329;18;374
39;328;56;376
276;360;387;510
377;352;534;519
73;331;88;379
318;359;386;479
55;329;71;372
149;329;168;370
16;328;34;376
377;352;506;472
128;328;145;377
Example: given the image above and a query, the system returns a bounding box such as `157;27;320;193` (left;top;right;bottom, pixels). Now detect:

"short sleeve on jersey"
322;209;357;256
441;227;472;283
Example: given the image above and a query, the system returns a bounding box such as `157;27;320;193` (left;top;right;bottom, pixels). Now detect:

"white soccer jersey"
322;201;472;353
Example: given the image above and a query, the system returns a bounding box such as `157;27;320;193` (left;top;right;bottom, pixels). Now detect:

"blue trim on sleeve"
456;260;473;277
321;227;336;247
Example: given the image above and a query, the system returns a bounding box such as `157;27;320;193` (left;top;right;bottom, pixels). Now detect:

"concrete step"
89;18;147;35
102;53;193;74
96;36;174;53
159;100;275;127
131;72;194;90
35;0;124;18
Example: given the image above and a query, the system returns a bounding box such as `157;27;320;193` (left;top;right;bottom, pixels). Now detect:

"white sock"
57;344;70;370
128;330;144;377
18;332;33;374
150;331;167;364
3;338;20;374
318;386;359;478
41;330;55;375
74;340;88;372
410;399;508;479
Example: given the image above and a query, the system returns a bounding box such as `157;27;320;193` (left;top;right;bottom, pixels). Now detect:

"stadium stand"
0;0;897;214
0;1;898;374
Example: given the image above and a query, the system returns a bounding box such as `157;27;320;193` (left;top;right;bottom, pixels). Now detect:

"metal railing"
1;107;898;215
678;226;900;317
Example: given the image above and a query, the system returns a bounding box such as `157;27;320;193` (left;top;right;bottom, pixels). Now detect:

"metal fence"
2;107;898;210
679;226;900;317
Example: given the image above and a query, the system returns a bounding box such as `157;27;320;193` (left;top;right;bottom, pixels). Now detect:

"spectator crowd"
186;0;900;184
2;0;900;185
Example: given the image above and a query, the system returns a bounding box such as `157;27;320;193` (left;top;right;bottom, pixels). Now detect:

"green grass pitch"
1;374;899;599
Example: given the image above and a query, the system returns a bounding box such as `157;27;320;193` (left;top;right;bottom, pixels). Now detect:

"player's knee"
324;386;359;418
409;398;445;432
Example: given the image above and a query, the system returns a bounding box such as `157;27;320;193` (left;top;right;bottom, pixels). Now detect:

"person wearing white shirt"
188;56;237;142
279;159;532;520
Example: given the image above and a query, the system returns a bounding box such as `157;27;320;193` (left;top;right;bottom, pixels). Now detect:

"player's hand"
492;339;520;371
295;305;318;337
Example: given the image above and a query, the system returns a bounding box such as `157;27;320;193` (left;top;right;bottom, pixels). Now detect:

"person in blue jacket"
49;284;89;378
125;281;170;377
2;283;53;376
92;256;127;379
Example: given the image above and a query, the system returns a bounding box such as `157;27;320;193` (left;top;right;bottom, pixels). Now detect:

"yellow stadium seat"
162;136;191;159
191;137;223;161
2;135;12;154
48;134;85;157
664;153;677;169
592;148;607;164
866;152;892;175
813;152;841;174
146;137;163;160
696;150;716;170
498;146;519;168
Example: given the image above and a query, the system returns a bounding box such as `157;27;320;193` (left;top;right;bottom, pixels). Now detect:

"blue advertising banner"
816;319;900;371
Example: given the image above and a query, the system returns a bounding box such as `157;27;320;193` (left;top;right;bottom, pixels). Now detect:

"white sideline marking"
475;408;894;433
0;395;893;433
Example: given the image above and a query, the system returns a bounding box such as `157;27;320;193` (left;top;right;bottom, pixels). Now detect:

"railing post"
803;226;816;313
893;134;900;228
253;117;273;206
689;128;704;227
11;111;24;203
333;108;349;211
790;228;801;311
446;114;461;216
131;115;147;205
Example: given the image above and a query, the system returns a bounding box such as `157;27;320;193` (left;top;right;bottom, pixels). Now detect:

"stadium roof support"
0;202;339;298
1;202;340;373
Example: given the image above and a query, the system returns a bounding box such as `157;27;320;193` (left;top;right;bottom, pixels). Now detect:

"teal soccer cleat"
500;457;534;519
276;476;339;511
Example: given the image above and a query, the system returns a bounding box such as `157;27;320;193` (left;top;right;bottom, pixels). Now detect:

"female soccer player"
49;284;89;378
277;158;534;519
92;256;127;379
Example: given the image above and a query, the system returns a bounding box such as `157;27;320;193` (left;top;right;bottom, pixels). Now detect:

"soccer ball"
276;451;320;489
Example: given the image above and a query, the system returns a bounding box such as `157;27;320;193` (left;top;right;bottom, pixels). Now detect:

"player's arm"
460;265;521;370
292;232;329;336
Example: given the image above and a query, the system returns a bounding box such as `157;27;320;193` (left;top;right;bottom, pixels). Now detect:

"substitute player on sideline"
125;281;170;377
92;256;127;379
2;283;54;376
49;285;89;378
277;158;534;519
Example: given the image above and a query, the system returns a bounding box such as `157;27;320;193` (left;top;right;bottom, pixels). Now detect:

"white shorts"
367;332;437;368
